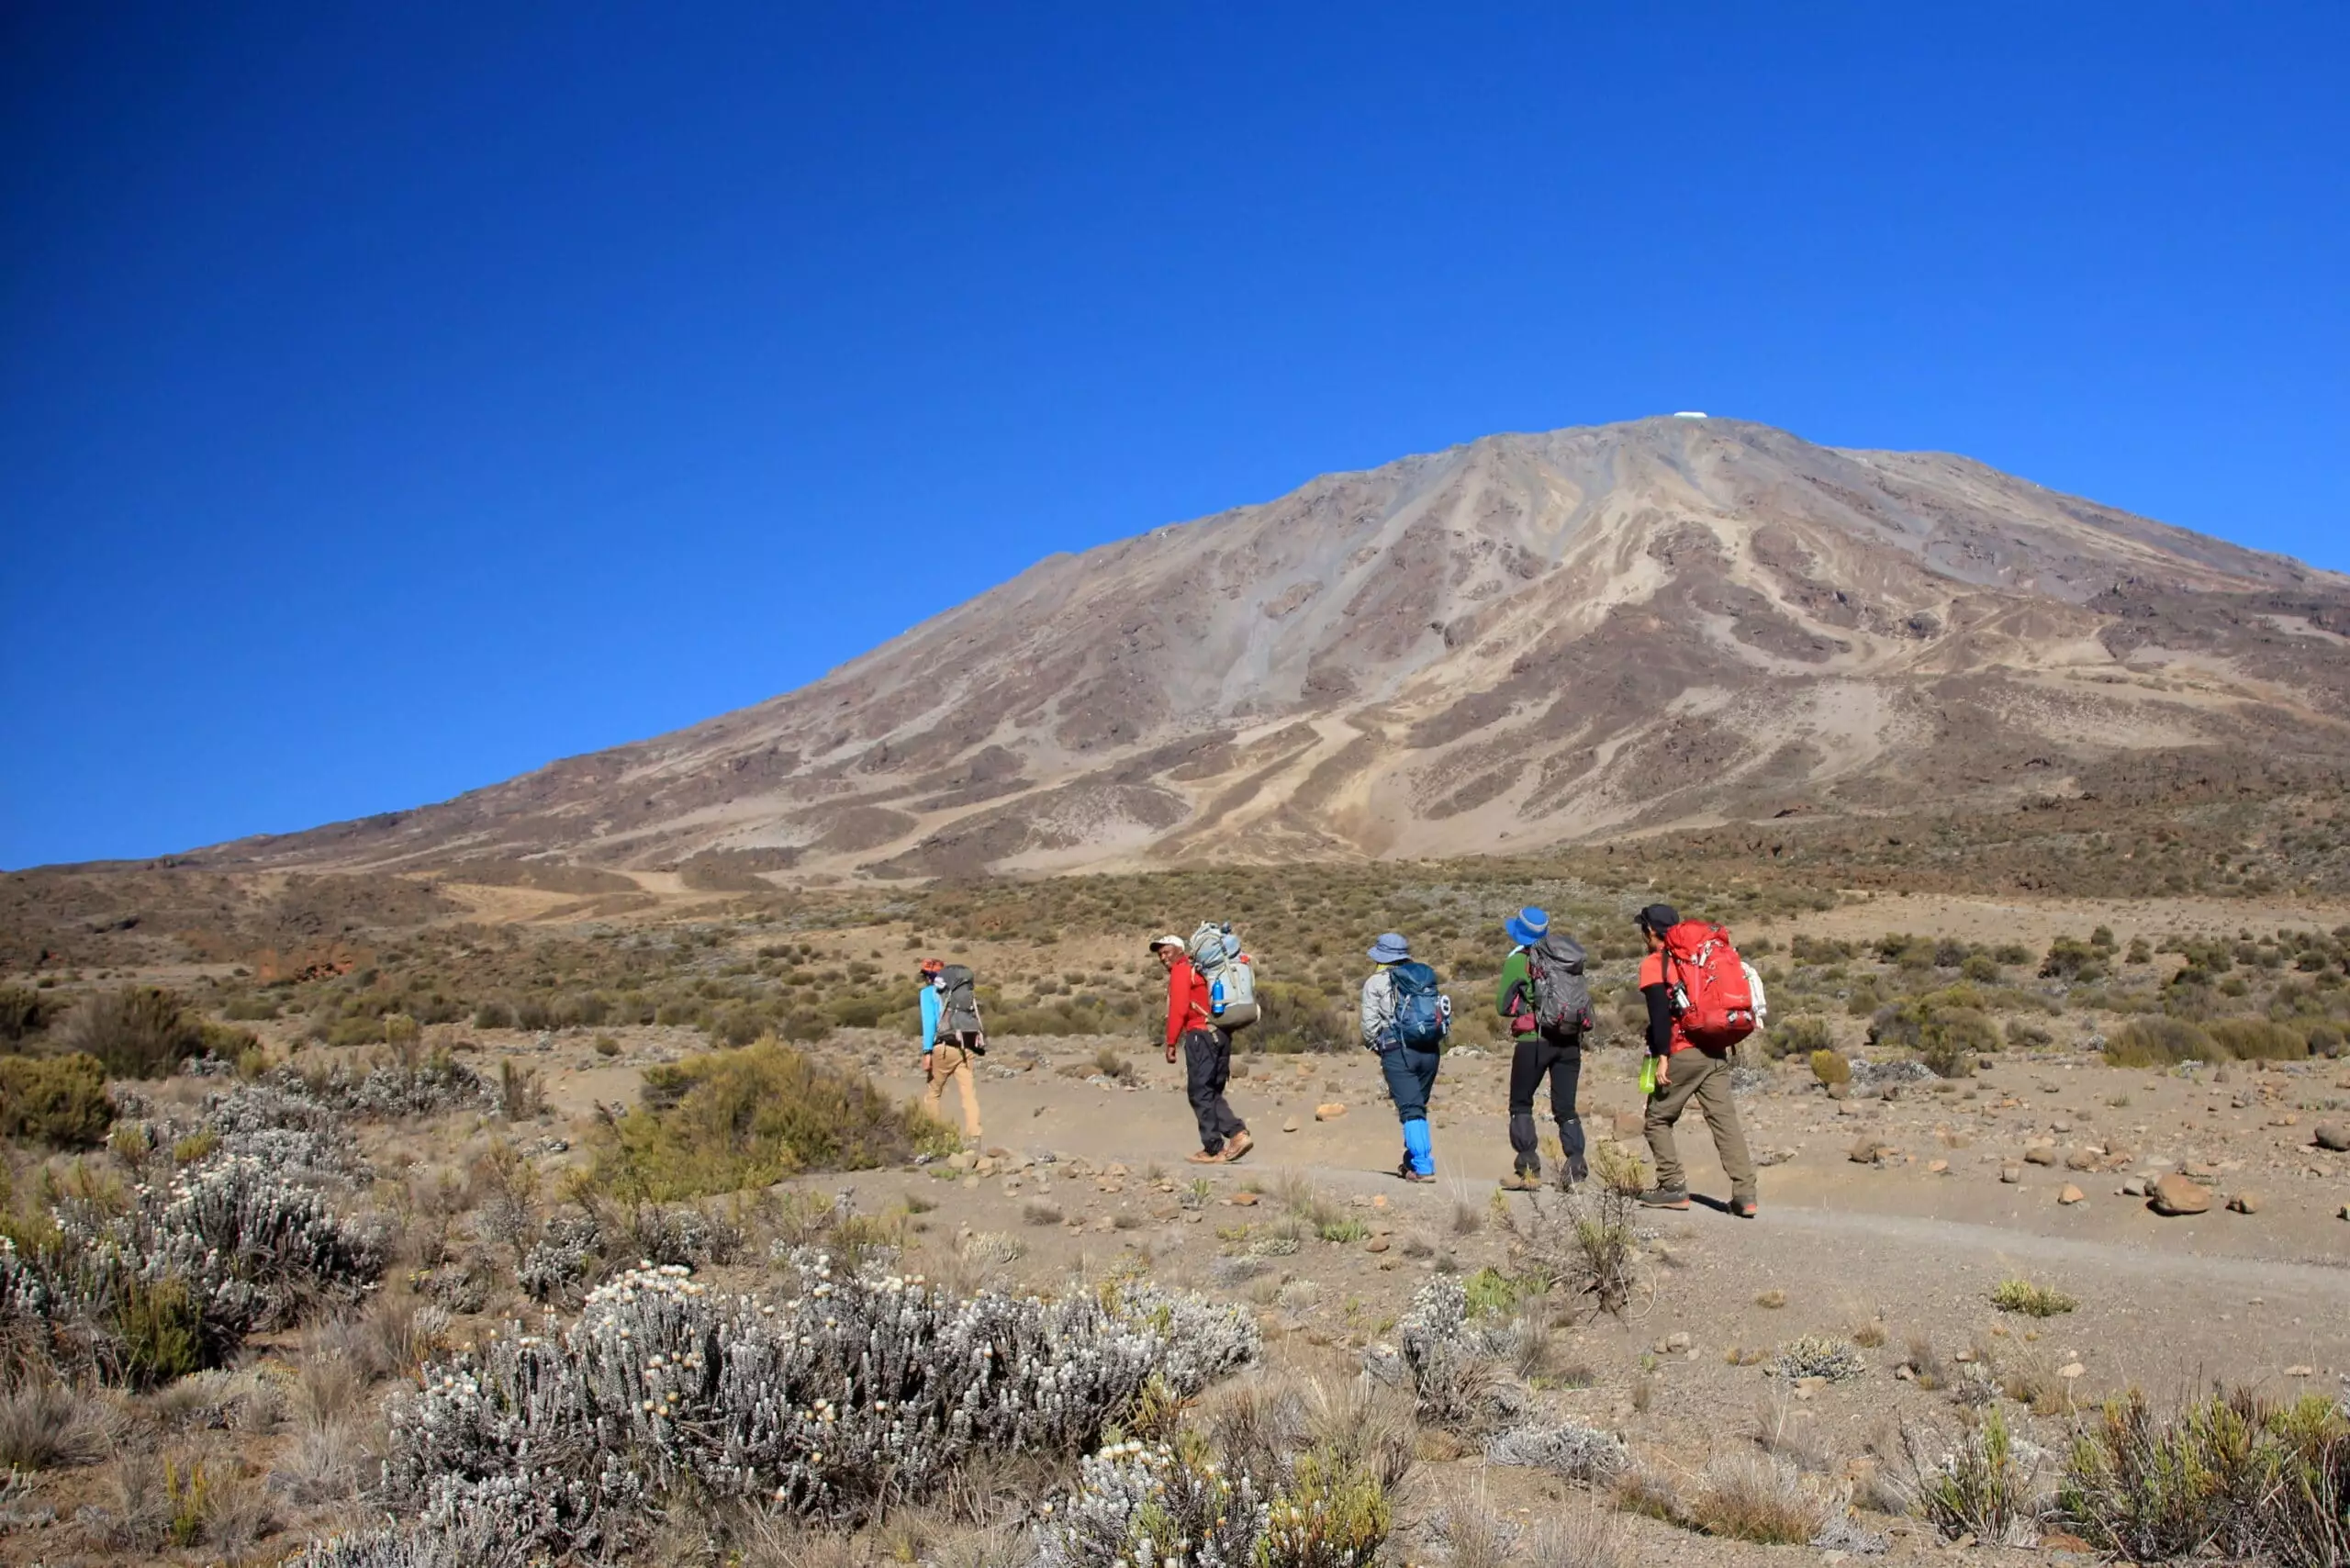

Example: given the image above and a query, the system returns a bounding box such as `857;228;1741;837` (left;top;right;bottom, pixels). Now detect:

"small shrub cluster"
1384;1276;1510;1430
0;1053;115;1147
1766;1336;1866;1383
594;1037;956;1201
1988;1278;2077;1317
2054;1390;2350;1564
1036;1434;1393;1568
1494;1183;1640;1320
1902;1406;2042;1547
336;1256;1257;1562
268;1051;498;1119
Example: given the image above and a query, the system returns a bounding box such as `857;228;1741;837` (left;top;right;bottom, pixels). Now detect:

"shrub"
364;1259;1258;1561
2041;937;2109;983
2054;1390;2349;1564
1495;1184;1639;1320
0;1053;115;1147
593;1036;956;1201
0;986;53;1043
2106;1016;2214;1069
1389;1276;1504;1430
1989;1278;2077;1317
55;987;205;1078
1766;1336;1865;1383
2205;1018;2309;1061
1809;1049;1851;1086
1905;1406;2041;1546
1768;1016;1830;1058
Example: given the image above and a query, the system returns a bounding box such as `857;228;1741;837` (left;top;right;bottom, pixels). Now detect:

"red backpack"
1662;920;1758;1050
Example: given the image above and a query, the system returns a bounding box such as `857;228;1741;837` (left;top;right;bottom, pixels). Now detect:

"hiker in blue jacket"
1361;932;1449;1182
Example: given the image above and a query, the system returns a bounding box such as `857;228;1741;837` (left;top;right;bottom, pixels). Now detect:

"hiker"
919;958;983;1145
1361;932;1450;1182
1635;904;1759;1217
1155;934;1253;1165
1495;905;1591;1191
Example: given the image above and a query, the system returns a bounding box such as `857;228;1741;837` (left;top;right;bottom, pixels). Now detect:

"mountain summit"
222;417;2350;878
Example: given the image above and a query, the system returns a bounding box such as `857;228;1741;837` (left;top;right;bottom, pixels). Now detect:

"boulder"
2150;1173;2212;1215
2000;1165;2023;1184
2058;1184;2085;1205
2227;1191;2264;1215
2313;1122;2350;1152
1315;1102;1347;1122
1281;1116;1302;1133
2024;1145;2058;1167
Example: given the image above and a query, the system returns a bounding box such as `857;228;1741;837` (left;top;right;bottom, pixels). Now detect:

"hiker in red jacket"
1154;934;1253;1166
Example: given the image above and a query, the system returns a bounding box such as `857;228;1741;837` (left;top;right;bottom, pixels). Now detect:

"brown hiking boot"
1222;1130;1254;1163
1186;1148;1226;1165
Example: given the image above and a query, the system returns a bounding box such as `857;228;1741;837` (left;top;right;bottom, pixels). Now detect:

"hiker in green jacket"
1494;906;1591;1191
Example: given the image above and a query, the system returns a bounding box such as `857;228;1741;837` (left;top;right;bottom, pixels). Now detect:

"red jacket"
1163;956;1213;1047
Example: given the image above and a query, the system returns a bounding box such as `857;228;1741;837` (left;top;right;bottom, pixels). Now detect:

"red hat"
918;958;944;975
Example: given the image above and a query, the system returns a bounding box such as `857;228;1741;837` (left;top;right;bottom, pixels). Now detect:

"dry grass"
0;1377;108;1470
1989;1277;2077;1317
1684;1451;1832;1543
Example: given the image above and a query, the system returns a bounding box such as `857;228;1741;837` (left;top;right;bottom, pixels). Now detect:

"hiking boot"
1731;1197;1759;1219
1221;1130;1254;1163
1637;1186;1691;1209
1567;1152;1590;1186
1397;1159;1435;1183
1186;1148;1226;1165
1498;1172;1539;1193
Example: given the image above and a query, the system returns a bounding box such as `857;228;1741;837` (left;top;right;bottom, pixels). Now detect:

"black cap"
1635;903;1680;934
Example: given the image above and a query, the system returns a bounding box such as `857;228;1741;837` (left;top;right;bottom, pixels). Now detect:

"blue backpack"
1387;961;1448;1050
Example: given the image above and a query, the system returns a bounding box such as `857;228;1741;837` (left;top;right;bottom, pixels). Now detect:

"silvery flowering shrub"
1483;1420;1628;1479
1381;1277;1505;1429
1035;1437;1264;1568
1767;1335;1867;1383
376;1256;1259;1558
8;1148;385;1381
266;1055;498;1120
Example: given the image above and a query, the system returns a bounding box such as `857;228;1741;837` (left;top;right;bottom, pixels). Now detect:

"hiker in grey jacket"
1361;933;1447;1182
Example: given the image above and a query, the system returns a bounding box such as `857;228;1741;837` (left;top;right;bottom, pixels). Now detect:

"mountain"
204;417;2350;879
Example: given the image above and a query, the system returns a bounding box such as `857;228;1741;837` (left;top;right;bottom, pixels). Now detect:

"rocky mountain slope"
202;417;2350;879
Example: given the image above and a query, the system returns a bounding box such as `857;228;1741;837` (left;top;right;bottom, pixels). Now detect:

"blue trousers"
1380;1045;1441;1173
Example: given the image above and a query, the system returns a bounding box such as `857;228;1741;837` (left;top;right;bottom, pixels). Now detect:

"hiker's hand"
1164;1042;1178;1064
1655;1053;1671;1088
923;1054;934;1080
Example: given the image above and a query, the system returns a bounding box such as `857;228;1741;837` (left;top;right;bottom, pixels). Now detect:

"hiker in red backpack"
1634;903;1759;1217
1155;934;1253;1166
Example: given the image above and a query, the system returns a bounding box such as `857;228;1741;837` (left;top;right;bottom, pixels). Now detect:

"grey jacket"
1360;969;1395;1049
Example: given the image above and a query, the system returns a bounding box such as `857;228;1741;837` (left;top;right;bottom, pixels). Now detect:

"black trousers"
1183;1028;1245;1153
1507;1029;1585;1175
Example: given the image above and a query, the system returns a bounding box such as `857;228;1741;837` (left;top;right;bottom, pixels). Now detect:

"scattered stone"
2024;1145;2058;1167
2313;1123;2350;1152
946;1150;975;1171
2151;1173;2212;1215
1281;1116;1301;1133
2065;1148;2099;1171
2227;1192;2264;1215
2286;1364;2316;1377
1849;1137;1889;1164
2059;1362;2086;1380
2120;1176;2149;1197
2058;1185;2085;1205
1928;1159;1950;1175
2000;1165;2023;1183
1228;1192;1259;1207
1315;1103;1347;1122
1365;1236;1389;1253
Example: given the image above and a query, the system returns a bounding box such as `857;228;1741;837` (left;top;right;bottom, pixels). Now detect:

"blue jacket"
920;985;942;1051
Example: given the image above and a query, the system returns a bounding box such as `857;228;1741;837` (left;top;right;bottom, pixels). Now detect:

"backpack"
935;964;984;1038
1191;922;1259;1031
1660;921;1758;1050
1526;932;1594;1034
1386;961;1448;1051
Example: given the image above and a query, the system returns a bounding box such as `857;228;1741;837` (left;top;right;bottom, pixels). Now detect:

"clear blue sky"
4;3;2344;868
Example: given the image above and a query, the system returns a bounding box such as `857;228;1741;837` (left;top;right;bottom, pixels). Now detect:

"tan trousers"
923;1041;982;1141
1643;1049;1755;1204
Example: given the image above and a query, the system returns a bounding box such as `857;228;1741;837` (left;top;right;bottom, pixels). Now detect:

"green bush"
1809;1049;1851;1086
0;986;53;1043
593;1037;956;1202
2055;1390;2349;1564
109;1274;204;1389
2106;1017;2215;1069
2204;1018;2308;1062
1767;1015;1831;1058
2041;936;2109;983
0;1053;115;1147
54;987;204;1078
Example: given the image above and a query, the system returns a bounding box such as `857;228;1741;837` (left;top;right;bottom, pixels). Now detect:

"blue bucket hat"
1505;906;1550;947
1367;932;1411;963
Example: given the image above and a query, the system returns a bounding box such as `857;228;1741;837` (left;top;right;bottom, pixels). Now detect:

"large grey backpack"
1526;932;1592;1034
935;964;983;1036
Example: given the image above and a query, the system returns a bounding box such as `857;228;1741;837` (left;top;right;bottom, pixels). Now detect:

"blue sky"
3;3;2344;868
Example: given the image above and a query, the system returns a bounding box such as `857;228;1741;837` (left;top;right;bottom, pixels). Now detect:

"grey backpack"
1526;933;1593;1034
935;964;983;1036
